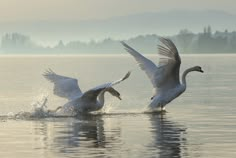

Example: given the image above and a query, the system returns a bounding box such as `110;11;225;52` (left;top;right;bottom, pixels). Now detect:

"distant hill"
1;27;236;54
0;10;236;44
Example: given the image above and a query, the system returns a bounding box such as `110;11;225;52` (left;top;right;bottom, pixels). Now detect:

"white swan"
44;69;130;113
122;37;203;111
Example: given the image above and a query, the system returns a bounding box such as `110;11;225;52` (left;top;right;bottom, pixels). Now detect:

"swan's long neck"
97;90;106;106
97;87;120;109
181;67;196;86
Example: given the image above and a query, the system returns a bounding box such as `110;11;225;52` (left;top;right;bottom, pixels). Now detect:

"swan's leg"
161;106;165;111
48;106;62;113
54;106;62;112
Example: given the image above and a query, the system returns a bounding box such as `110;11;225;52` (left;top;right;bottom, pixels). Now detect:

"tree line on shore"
1;26;235;54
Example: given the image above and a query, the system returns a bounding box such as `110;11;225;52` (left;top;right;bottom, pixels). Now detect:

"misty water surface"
0;55;236;158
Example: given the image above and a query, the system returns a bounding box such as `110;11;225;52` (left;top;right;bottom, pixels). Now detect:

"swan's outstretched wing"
81;71;131;101
121;41;158;87
156;37;181;89
122;37;181;93
43;69;82;100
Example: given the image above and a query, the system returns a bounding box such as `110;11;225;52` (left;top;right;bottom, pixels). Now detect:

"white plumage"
122;37;203;111
44;69;130;114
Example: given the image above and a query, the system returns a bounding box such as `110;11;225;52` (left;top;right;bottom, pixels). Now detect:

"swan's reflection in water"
148;113;188;158
33;113;188;157
51;114;122;156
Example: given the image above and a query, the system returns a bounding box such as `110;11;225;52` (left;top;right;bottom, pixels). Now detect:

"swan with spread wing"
122;37;203;111
44;69;130;113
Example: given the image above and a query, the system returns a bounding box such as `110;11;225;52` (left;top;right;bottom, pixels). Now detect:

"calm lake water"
0;54;236;158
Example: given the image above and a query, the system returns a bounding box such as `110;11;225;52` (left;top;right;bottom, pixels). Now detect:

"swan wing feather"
155;37;181;90
43;69;82;100
81;71;131;101
121;41;158;87
122;38;181;95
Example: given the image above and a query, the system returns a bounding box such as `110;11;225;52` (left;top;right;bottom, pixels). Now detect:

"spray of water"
4;92;156;120
6;93;54;119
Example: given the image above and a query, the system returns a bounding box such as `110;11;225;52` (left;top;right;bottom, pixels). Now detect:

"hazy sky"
0;0;236;22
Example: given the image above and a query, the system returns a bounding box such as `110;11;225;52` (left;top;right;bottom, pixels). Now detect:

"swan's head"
111;90;122;100
193;66;204;73
107;87;122;100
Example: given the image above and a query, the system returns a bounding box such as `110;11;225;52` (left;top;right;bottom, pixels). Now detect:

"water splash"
100;101;115;113
2;94;156;120
30;94;50;117
5;93;56;119
54;104;77;117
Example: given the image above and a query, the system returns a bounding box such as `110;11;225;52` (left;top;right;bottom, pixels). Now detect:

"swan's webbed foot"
48;106;62;113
